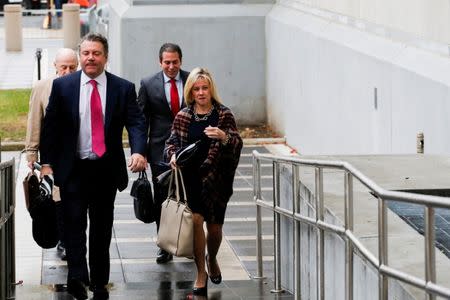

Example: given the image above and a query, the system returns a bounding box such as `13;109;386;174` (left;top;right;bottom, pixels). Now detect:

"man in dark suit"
138;43;189;264
40;33;147;300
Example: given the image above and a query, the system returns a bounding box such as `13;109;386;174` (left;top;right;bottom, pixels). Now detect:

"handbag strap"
176;168;188;204
167;169;181;200
166;168;190;208
167;169;176;197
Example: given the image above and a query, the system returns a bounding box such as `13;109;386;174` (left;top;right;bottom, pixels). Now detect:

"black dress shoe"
156;248;173;264
67;279;88;300
92;286;109;300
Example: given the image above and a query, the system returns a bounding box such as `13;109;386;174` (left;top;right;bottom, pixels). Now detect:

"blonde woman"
165;67;242;296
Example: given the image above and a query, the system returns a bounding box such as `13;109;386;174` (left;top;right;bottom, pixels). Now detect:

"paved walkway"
0;37;63;89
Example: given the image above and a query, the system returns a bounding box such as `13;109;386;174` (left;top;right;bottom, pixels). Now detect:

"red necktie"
170;78;180;117
89;80;105;157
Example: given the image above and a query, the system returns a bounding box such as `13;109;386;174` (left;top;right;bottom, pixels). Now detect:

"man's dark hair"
159;43;182;62
79;33;109;57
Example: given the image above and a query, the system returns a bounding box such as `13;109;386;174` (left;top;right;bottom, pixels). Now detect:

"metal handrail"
0;159;16;300
253;151;450;300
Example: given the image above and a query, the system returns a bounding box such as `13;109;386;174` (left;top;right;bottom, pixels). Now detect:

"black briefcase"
27;174;58;249
130;171;155;223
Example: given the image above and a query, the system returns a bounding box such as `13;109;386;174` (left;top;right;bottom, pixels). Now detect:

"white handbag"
156;168;194;257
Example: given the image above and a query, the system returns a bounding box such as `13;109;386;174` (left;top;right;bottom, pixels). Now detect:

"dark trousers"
55;201;65;245
60;157;117;286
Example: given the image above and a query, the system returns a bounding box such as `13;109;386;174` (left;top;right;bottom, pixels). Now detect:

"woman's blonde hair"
184;67;222;106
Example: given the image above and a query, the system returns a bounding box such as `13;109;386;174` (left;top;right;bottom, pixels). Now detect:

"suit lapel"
72;71;82;133
105;72;117;135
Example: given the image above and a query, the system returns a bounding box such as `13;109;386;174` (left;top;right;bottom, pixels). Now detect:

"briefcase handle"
138;170;148;180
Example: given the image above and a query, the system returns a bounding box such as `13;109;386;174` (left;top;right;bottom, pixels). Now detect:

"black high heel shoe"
206;254;222;285
192;276;208;296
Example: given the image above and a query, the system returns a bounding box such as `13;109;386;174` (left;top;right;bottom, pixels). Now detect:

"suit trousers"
60;156;117;286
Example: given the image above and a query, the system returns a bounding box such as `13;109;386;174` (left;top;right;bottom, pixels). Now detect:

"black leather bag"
130;171;155;223
27;174;58;249
175;140;201;167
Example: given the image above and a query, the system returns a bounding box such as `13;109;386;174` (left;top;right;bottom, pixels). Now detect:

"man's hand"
40;165;53;177
27;160;36;170
128;153;147;172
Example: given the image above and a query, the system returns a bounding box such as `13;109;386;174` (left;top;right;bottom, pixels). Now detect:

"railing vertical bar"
315;167;324;300
8;162;15;300
424;205;436;300
0;166;4;300
378;197;388;300
253;153;264;279
293;164;301;300
271;161;283;293
0;160;15;300
344;172;354;300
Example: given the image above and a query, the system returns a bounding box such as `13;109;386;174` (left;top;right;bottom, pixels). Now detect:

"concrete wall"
107;0;273;124
284;0;450;45
266;2;450;155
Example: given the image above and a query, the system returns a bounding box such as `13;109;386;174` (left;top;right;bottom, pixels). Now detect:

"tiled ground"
26;145;291;299
15;279;295;299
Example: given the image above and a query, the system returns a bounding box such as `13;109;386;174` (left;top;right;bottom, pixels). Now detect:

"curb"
1;142;25;151
243;137;285;145
0;137;287;152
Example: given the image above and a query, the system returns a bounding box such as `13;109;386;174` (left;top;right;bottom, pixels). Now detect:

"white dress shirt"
163;72;183;108
77;71;107;159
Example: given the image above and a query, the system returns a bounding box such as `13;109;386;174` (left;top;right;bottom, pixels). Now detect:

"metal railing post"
253;152;264;279
344;172;354;300
0;160;15;300
292;164;301;299
36;48;42;81
424;206;436;300
378;197;388;300
271;161;283;293
250;152;450;299
315;167;324;300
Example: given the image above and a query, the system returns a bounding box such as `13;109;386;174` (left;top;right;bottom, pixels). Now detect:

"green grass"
0;89;130;143
0;89;31;142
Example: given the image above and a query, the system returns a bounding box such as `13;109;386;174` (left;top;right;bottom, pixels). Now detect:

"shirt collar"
163;72;180;83
81;70;107;86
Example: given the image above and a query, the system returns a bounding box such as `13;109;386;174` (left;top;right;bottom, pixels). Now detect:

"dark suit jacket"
137;70;189;166
40;70;147;191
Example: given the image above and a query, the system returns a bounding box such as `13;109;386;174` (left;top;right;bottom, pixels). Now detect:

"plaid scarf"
165;103;243;222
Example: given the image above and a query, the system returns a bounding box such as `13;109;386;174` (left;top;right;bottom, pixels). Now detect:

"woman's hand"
204;126;227;142
170;153;178;169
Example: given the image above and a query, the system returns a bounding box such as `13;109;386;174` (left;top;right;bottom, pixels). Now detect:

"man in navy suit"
40;33;147;300
138;43;189;264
